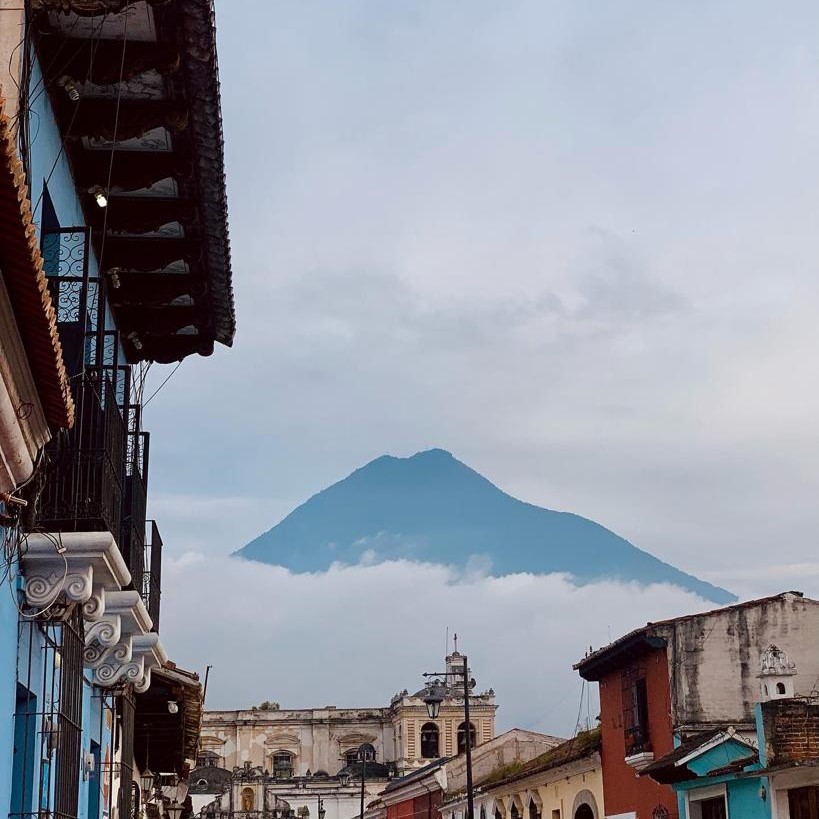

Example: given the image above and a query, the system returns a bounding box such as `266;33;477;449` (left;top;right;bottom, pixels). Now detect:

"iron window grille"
622;664;651;754
12;607;85;819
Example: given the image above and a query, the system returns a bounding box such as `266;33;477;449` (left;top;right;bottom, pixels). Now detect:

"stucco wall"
444;731;563;794
442;756;603;819
0;534;17;818
660;594;819;728
597;646;677;819
202;709;396;774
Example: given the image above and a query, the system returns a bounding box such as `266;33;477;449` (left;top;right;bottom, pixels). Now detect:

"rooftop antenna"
445;626;449;657
454;632;458;653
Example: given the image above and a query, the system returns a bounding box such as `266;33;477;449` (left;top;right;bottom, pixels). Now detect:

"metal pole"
359;760;365;819
462;655;474;819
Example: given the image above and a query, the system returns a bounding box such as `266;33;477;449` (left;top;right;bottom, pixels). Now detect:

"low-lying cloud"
161;555;712;737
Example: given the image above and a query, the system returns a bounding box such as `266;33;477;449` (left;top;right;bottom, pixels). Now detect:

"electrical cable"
142;361;181;409
95;12;129;274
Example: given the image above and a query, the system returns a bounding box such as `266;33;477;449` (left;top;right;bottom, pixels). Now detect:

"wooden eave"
32;0;234;364
0;99;74;428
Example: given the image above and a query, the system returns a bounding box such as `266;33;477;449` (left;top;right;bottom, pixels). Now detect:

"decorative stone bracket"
20;531;167;691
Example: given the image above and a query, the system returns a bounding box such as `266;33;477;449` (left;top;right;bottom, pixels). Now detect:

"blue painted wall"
0;526;19;818
727;777;769;819
672;738;771;819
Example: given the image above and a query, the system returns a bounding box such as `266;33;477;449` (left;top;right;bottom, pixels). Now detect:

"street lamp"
166;800;184;819
140;768;156;802
422;653;475;819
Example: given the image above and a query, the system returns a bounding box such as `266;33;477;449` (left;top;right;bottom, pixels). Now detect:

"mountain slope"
235;449;735;603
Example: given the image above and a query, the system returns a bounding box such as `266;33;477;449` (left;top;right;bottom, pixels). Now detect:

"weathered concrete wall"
659;593;819;727
202;708;395;775
443;730;563;794
0;2;24;122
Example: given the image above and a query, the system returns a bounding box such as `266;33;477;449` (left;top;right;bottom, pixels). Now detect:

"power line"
142;362;182;409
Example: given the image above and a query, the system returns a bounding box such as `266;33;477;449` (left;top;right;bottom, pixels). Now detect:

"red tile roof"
0;96;73;428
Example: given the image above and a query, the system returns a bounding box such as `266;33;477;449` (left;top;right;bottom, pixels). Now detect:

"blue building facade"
0;4;233;819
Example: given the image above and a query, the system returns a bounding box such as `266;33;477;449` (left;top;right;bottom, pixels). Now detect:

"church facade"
200;652;497;777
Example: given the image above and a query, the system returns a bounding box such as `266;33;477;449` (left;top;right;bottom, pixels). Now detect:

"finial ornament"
760;644;797;676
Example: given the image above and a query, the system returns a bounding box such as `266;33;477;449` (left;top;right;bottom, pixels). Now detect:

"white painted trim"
676;729;753;768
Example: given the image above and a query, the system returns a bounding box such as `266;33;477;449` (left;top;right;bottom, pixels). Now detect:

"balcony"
120;403;150;584
143;520;163;631
36;370;126;537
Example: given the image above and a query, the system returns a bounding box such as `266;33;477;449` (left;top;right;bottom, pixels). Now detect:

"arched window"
480;807;486;819
528;800;539;819
456;722;476;754
510;805;520;819
241;788;255;811
420;723;440;759
272;752;294;779
573;807;594;819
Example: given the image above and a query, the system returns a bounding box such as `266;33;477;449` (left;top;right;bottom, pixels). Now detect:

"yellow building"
440;730;603;819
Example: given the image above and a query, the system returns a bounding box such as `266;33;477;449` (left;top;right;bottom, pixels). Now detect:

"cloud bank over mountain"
162;553;714;737
236;449;734;603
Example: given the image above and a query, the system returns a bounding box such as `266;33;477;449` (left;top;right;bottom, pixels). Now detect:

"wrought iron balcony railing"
143;520;163;631
37;370;126;537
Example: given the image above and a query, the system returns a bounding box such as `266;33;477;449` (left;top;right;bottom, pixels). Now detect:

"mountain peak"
235;450;735;604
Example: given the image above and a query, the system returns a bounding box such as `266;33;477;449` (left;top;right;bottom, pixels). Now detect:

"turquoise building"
643;645;819;819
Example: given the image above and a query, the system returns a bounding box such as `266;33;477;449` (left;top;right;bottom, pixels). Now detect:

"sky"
142;1;819;735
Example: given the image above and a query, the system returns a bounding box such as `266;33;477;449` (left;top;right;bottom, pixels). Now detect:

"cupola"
758;644;797;701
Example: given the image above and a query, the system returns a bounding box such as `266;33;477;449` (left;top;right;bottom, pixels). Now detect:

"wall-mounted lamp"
127;332;144;351
88;185;108;208
105;267;122;289
58;75;80;101
759;787;767;802
168;700;179;714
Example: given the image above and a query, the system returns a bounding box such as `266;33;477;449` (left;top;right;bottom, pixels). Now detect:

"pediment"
200;735;226;747
265;733;300;746
335;732;377;746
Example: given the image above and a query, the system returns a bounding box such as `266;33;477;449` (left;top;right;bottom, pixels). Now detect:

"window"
788;786;819;819
273;752;294;779
622;667;651;754
510;805;520;819
421;723;440;758
528;800;540;819
345;750;359;767
696;798;725;819
457;722;476;754
688;790;727;819
572;808;593;819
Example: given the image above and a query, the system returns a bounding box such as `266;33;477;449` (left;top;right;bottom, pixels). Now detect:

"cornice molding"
22;532;131;617
21;531;165;692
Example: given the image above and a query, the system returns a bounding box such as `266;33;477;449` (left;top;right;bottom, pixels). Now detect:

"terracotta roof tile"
0;95;73;428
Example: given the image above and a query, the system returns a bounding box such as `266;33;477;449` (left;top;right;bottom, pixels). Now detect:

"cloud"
160;555;714;737
140;0;819;676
